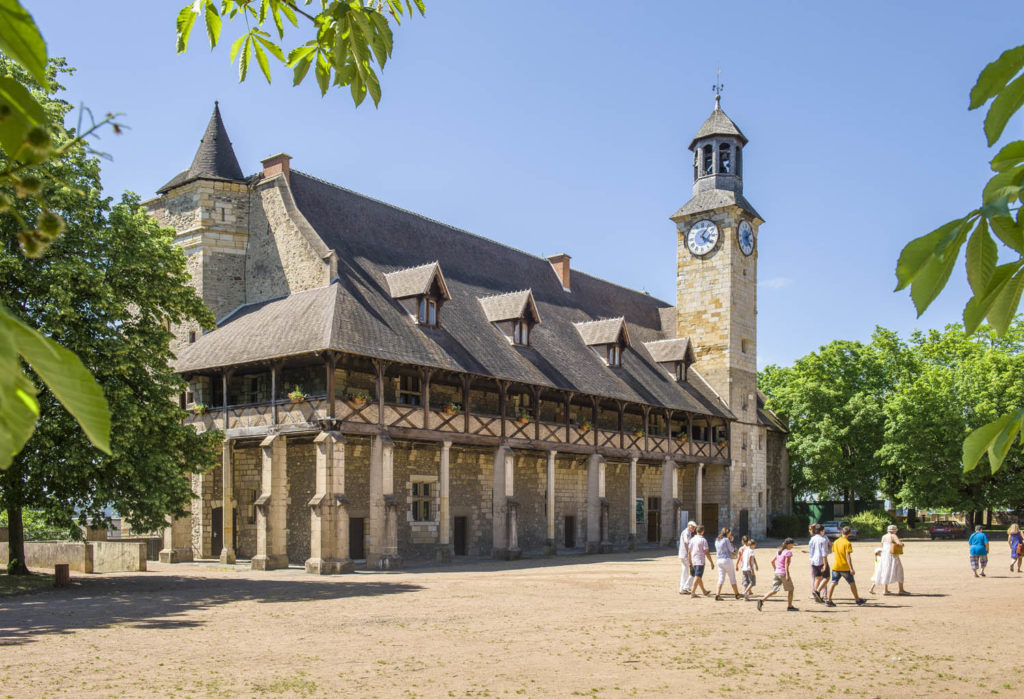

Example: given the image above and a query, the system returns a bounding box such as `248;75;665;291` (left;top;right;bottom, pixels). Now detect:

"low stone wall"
0;540;147;573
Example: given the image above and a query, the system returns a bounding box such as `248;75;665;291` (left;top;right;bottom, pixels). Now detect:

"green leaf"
983;165;1024;205
963;409;1024;473
278;0;297;27
368;11;393;56
252;38;271;83
229;32;246;62
991;140;1024;172
965;219;997;295
238;35;251;81
985;72;1024;147
0;0;49;87
291;55;312;86
254;34;285;63
364;67;381;106
176;4;198;53
990;214;1024;254
286;43;316;67
0;315;39;470
895;218;971;317
963;260;1024;334
314;53;330;95
970;44;1024;110
2;307;111;458
204;0;222;48
0;74;46;157
985;265;1024;334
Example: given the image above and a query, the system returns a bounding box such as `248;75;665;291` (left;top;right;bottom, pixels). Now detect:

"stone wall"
449;447;493;557
285;442;316;565
233;446;261;559
553;455;587;549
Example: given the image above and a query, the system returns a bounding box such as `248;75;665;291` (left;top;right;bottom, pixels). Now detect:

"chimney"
260;153;292;182
548;253;571;291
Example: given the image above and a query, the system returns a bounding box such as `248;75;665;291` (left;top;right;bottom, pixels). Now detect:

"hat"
887;524;898;532
687;521;697;528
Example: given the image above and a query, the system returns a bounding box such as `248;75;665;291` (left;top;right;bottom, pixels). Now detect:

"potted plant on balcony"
677;434;689;445
345;389;369;409
441;400;461;417
288;386;307;403
516;409;531;425
716;437;728;448
632;428;645;439
578;418;592;434
192;403;207;416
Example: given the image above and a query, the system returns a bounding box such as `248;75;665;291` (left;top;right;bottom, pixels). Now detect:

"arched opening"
718;143;731;174
702;144;713;176
736;146;742;177
693;149;699;181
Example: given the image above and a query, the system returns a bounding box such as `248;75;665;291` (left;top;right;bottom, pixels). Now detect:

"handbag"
1016;542;1023;556
891;543;904;556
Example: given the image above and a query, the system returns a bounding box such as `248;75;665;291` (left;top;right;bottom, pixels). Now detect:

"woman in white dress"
874;524;907;595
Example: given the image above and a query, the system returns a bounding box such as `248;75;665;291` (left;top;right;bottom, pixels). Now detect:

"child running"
868;547;883;595
757;537;796;612
740;538;758;600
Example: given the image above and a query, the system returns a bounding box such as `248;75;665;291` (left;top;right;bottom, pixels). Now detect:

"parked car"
929;521;966;539
822;520;858;540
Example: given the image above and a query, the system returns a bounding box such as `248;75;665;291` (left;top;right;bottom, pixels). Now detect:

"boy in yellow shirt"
826;526;867;607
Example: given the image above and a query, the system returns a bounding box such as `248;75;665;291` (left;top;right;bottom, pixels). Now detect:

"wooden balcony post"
563;392;573;443
373;359;389;427
642;405;650;453
591;397;599;448
687;414;694;456
664;409;673;455
616;401;625;450
461;375;472;433
270;363;278;425
222;368;234;431
497;380;508;439
325;352;337;419
531;386;541;441
421;368;433;428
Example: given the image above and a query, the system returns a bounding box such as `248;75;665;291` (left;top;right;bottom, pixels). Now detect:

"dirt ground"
0;539;1020;697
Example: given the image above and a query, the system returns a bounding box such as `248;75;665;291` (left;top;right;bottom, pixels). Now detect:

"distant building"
147;97;789;572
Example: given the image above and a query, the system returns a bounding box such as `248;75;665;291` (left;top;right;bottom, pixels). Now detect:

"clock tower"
671;94;768;536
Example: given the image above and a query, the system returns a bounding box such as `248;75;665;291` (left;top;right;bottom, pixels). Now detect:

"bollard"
54;563;70;587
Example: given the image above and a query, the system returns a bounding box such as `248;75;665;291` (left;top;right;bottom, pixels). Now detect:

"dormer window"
418;297;438;326
575;317;630;369
384;261;451;329
479;289;541;348
675;361;685;381
644;337;695;383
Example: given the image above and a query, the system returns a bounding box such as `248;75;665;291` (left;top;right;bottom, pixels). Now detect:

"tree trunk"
907;508;917;529
986;509;993;528
6;503;29;575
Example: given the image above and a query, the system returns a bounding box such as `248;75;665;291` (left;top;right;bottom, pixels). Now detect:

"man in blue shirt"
968;524;990;578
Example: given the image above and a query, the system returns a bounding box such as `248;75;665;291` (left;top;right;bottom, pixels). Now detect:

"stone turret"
689;94;748;196
146;103;251;360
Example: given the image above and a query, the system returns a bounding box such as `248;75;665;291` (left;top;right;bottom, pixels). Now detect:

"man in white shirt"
678;520;697;594
807;523;831;604
687;525;714;598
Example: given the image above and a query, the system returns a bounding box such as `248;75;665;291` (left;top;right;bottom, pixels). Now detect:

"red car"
929;521;966;539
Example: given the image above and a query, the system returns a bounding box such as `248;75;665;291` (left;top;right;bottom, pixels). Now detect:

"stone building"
148;98;789;572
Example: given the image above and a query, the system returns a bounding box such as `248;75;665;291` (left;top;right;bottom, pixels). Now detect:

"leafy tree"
176;0;426;106
896;44;1024;473
0;57;220;574
758;337;891;508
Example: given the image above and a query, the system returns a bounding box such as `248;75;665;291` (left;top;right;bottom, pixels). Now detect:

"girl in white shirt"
714;527;742;600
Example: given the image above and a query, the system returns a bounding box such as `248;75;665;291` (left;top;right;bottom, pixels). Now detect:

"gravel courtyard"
0;539;1018;697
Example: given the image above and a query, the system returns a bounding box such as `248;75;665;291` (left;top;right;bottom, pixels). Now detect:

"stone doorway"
702;503;719;534
453;517;467;556
210;507;236;557
349;517;365;560
647;497;661;543
564;516;576;549
738;509;750;539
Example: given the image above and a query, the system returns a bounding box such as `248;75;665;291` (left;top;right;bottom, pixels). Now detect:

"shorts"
970;555;988;570
811;563;828;578
742;570;756;588
692;564;705;578
831;570;855;584
770;574;794;593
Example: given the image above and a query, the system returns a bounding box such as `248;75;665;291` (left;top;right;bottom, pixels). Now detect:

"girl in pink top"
757;537;797;612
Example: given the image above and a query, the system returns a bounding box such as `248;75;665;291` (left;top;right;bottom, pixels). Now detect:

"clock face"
738;220;755;256
687;219;719;256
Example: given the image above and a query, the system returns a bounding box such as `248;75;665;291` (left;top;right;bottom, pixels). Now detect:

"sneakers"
812;590;824;604
855;599;867;606
786;606;799;612
825;600;837;607
980;571;986;577
682;588;691;594
744;594;750;602
734;593;742;600
715;595;723;601
756;599;764;612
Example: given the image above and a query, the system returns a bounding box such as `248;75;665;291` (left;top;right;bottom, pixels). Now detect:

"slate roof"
384;262;451;300
689;97;748;150
478;289;539;324
173;170;732;418
158;103;245;193
643;337;694;364
574;317;628;346
671;189;763;222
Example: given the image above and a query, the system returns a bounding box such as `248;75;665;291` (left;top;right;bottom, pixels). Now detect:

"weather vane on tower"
712;68;724;107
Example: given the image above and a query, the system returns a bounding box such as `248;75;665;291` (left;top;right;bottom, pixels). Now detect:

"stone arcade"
149;99;790;572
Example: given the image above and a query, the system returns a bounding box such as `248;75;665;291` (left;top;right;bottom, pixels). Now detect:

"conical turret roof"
688;96;747;150
157;102;245;193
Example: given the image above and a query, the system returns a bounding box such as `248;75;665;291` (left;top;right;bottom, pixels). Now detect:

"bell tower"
670;91;767;535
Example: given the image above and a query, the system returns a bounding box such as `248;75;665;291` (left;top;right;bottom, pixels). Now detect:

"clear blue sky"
28;1;1023;368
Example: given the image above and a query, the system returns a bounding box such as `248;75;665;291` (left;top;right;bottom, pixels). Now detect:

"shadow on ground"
0;574;422;646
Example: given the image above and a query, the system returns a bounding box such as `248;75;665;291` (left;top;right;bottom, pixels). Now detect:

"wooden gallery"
149;100;790;573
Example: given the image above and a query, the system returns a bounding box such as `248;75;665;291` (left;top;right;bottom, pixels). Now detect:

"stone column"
369;434;401;569
544;450;557;555
696;462;704;527
492;445;519;560
660;458;678;546
219;439;236;564
252;434;289;570
159;512;193;563
306;431;354;574
627;455;638;551
437;440;453;563
586;453;605;554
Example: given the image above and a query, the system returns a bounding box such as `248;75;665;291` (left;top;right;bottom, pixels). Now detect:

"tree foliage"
895;43;1024;474
762;323;1024;512
176;0;426;106
0;57;221;573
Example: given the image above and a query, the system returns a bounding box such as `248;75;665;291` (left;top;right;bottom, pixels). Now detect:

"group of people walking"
968;523;1024;576
677;520;907;611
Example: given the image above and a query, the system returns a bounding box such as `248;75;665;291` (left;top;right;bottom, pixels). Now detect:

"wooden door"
739;509;750;539
564;516;576;548
647;496;661;543
702;503;719;534
211;507;222;557
349;517;365;560
453;517;467;556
